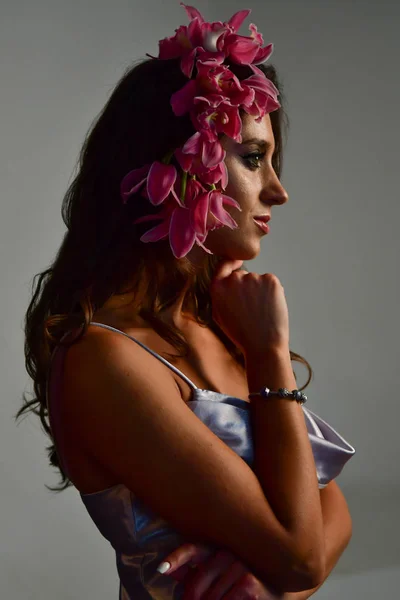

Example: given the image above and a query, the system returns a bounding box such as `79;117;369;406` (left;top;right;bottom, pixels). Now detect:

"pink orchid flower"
136;201;201;259
174;148;228;188
183;4;253;55
242;69;281;121
182;130;225;170
196;61;255;106
190;188;242;237
121;162;181;207
192;95;242;142
158;4;225;78
207;190;242;230
133;173;241;259
183;3;273;66
216;30;274;66
196;61;243;94
199;161;228;187
159;4;274;78
171;61;256;122
158;18;203;78
183;176;241;235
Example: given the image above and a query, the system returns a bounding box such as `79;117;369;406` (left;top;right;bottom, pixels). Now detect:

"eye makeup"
241;151;267;170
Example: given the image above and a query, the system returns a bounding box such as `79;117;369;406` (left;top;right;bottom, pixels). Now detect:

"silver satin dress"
46;321;356;599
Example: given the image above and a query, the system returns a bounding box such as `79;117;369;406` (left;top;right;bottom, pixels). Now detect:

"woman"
16;4;355;599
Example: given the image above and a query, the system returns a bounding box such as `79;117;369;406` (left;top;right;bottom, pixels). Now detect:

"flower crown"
121;3;280;259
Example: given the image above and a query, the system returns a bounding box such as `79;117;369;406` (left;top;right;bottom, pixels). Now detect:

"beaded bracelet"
248;387;307;405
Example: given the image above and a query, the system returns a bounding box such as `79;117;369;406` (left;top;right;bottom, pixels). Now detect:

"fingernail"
156;561;171;574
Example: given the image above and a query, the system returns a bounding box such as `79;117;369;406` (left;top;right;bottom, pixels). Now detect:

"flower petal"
249;23;263;45
174;148;193;172
220;194;241;211
190;191;210;236
198;163;224;186
253;42;274;65
169;206;196;258
182;131;202;155
133;214;164;225
187;14;204;47
226;35;260;64
208;191;241;228
139;218;171;243
194;236;213;254
181;48;197;79
226;9;251;32
220;162;228;189
171;80;197;116
180;2;205;24
147;162;177;206
120;164;150;201
202;28;226;53
202;140;225;169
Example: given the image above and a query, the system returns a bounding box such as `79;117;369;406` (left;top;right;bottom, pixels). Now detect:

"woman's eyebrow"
241;137;275;151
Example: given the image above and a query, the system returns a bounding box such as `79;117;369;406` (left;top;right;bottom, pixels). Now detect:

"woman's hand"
160;541;283;599
210;259;290;356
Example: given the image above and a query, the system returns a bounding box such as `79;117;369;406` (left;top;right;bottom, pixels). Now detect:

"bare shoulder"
63;322;182;404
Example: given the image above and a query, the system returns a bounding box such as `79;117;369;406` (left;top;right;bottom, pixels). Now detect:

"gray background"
1;0;399;597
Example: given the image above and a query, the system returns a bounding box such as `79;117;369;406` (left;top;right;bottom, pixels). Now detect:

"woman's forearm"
282;480;353;598
245;348;325;579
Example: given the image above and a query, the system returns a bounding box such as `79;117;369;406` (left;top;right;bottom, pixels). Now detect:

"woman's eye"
242;152;266;169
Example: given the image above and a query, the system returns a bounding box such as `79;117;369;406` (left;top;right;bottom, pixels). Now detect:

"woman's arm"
282;480;353;599
246;348;326;581
163;480;352;598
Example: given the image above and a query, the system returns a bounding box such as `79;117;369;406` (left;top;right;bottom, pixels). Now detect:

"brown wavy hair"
15;57;313;491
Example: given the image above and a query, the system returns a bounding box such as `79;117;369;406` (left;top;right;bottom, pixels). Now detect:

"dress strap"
89;322;198;390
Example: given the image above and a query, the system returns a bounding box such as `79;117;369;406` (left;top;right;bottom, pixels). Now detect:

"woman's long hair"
15;57;313;491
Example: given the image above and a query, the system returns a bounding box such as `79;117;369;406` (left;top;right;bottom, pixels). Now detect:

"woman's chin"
233;239;262;261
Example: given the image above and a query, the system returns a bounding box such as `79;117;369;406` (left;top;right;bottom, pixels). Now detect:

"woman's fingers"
182;550;238;599
166;564;194;582
185;557;248;600
223;573;284;600
157;542;282;599
157;542;215;576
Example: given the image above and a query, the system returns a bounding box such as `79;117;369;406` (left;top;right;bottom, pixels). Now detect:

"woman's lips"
253;218;270;233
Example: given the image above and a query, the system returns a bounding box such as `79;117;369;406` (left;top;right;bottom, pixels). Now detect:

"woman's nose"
261;171;289;206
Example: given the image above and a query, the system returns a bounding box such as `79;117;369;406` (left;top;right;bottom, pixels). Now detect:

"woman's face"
189;112;289;262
